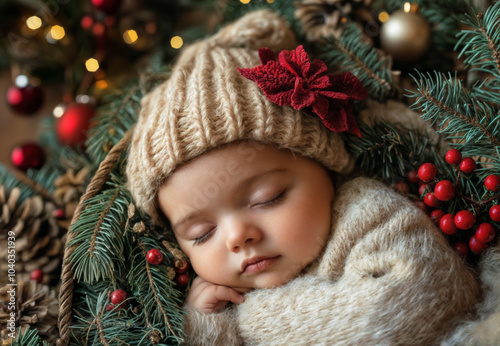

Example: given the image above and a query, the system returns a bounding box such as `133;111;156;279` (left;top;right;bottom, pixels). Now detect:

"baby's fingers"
213;285;245;305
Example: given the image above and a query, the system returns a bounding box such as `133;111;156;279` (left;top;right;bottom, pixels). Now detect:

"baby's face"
158;142;334;291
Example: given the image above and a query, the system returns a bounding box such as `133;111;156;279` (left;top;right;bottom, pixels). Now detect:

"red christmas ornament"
440;214;458;235
146;249;163;265
469;235;488;254
475;223;495;243
91;0;122;14
11;143;45;171
56;103;96;147
6;84;43;115
454;210;476;230
175;273;189;287
407;170;419;184
445;149;462;165
430;209;445;224
434;180;455;201
174;259;190;274
110;289;128;308
424;193;441;208
417;163;437;183
484;175;500;191
453;241;469;257
459;157;476;173
30;269;43;283
394;181;410;195
490;205;500;222
418;183;431;196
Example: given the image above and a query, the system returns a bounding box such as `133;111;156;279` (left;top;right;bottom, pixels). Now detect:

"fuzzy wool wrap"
126;10;355;224
183;177;482;345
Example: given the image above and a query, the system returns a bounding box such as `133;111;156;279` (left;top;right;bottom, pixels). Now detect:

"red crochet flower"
238;45;367;137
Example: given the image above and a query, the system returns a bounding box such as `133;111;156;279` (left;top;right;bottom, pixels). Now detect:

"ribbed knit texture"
126;10;355;224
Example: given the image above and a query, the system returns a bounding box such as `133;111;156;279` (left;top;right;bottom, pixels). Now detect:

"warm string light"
123;29;138;44
49;25;65;40
170;36;183;49
26;16;42;30
378;11;390;23
404;2;411;13
240;0;251;3
85;58;99;72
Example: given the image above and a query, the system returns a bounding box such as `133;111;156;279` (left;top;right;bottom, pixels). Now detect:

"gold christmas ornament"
379;9;432;62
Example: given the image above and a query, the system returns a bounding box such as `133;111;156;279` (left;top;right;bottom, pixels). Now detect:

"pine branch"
408;71;500;160
11;325;50;346
86;85;142;164
318;23;393;101
128;234;186;344
68;178;130;284
456;1;500;79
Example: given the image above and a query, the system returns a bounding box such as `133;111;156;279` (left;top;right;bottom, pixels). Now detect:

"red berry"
407;170;419;184
440;214;458;235
146;249;163;265
434;180;455;201
174;259;190;274
469;235;488;254
175;273;190;287
454;210;476;230
459;157;476;173
110;289;127;306
430;209;445;224
418;183;431;196
445;149;462;165
394;181;410;195
413;200;428;214
30;269;43;283
475;223;495;243
484;175;500;191
424;193;441;208
453;241;469;257
106;304;114;311
490;205;500;222
418;163;438;183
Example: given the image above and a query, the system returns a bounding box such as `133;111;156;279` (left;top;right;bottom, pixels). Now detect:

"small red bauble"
490;205;500;222
56;103;96;148
424;193;441;208
430;209;445;224
445;149;462;165
394;181;410;195
418;183;430;196
146;249;163;265
110;289;128;305
6;84;43;115
174;259;190;274
417;163;437;183
469;235;488;254
11;143;46;171
440;214;457;235
453;241;469;257
434;180;455;201
81;15;94;30
459;157;476;173
175;273;190;287
476;223;495;243
52;208;65;219
454;210;476;230
30;269;44;283
407;170;419;184
484;175;500;191
91;0;122;14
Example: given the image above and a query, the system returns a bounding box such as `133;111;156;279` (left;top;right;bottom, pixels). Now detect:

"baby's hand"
186;276;245;314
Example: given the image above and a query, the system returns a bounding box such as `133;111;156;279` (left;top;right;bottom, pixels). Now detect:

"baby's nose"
224;219;262;252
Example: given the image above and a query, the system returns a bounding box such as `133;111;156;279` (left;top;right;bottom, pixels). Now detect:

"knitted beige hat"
126;9;355;224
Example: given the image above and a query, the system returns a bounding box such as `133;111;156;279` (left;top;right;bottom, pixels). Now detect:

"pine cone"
295;0;372;41
53;167;90;228
0;281;58;344
0;186;64;287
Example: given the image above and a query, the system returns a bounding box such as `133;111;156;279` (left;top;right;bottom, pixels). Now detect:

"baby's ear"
209;9;297;52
